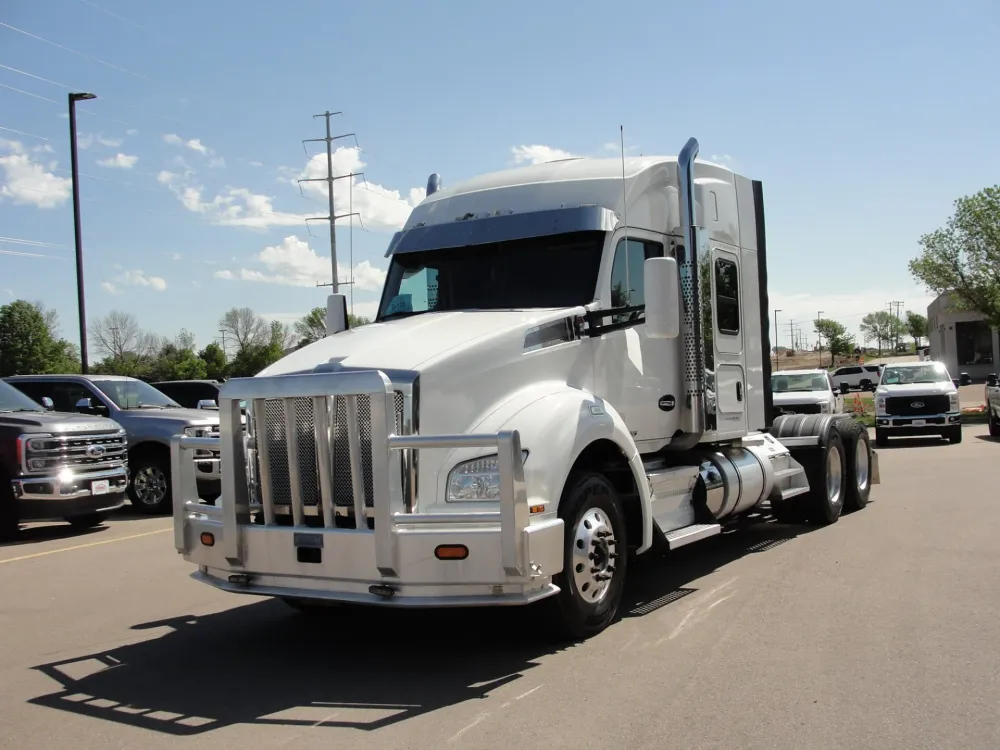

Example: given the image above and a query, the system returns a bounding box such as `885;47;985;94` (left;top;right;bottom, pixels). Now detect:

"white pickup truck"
771;369;843;416
874;361;962;446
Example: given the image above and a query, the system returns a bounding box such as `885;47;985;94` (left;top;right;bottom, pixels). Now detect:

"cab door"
706;245;748;439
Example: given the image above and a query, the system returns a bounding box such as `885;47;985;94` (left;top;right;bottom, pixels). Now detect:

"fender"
436;382;655;555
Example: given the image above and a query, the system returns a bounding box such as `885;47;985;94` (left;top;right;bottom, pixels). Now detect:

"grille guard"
170;369;533;580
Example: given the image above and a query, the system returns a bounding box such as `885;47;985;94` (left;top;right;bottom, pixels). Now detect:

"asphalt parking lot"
2;424;999;750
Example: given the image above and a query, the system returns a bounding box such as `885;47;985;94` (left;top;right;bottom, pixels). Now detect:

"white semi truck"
172;137;881;639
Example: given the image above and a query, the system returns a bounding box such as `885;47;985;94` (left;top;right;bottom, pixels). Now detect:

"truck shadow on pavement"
25;519;814;736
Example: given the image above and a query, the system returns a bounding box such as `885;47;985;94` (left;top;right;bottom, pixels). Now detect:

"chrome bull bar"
171;369;531;580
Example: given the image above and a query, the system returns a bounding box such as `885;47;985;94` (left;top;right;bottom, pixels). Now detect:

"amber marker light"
434;544;469;560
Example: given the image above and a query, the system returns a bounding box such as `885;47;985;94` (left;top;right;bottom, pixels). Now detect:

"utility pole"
816;310;824;367
888;300;904;351
773;308;781;369
788;320;797;352
298;110;364;293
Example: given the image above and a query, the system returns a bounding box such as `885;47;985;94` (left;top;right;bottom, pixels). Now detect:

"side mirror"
40;396;54;411
643;256;680;340
987;373;998;388
196;399;218;409
75;397;94;413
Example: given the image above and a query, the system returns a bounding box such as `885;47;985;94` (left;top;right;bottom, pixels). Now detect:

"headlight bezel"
445;449;529;503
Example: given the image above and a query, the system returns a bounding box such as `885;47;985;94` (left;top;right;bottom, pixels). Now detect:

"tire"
66;512;111;529
874;428;888;447
795;429;847;525
127;451;172;514
769;495;808;524
989;411;1000;438
545;472;628;640
946;425;963;444
836;418;871;512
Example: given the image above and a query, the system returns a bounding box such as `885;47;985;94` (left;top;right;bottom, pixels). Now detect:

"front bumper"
876;411;961;434
171;370;565;608
11;466;128;521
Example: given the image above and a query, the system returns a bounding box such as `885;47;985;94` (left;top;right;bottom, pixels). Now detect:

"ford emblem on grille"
911;401;924;408
86;444;106;458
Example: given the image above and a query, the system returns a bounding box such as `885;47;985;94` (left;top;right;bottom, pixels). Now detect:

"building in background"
927;292;999;381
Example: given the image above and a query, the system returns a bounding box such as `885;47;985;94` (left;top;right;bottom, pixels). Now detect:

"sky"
1;0;998;357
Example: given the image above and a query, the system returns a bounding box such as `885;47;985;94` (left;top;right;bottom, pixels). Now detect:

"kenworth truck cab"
172;137;881;639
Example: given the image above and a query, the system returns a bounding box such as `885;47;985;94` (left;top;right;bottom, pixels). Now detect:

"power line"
0;236;67;248
0;21;154;82
0;124;50;140
0;81;58;104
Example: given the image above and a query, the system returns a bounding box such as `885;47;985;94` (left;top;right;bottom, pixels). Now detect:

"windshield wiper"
0;408;42;413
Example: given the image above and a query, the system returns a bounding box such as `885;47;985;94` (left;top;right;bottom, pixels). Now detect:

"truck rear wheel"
546;472;628;640
797;430;847;525
836;418;871;512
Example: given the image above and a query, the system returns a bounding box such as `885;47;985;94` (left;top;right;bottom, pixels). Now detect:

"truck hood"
773;391;829;406
0;411;121;433
115;407;220;426
260;310;571;377
875;381;956;397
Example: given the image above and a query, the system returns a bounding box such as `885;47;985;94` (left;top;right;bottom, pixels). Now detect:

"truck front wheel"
546;472;628;641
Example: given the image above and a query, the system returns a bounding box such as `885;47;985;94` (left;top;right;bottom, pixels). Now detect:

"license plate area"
294;532;323;564
911;419;927;427
91;479;110;495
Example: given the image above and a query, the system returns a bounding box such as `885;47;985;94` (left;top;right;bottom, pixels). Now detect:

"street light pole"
69;92;97;374
817;310;824;367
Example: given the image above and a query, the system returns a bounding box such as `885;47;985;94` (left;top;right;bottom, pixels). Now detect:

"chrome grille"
253;391;404;511
22;430;128;475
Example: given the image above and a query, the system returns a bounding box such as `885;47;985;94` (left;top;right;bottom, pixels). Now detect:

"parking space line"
0;528;171;565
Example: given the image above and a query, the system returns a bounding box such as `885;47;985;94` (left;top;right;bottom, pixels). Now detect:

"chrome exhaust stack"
677;137;708;442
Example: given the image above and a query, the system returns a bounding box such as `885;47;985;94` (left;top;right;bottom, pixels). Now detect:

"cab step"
663;523;721;550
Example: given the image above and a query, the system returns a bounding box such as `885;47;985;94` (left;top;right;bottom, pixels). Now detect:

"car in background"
831;364;884;392
150;379;247;414
874;361;961;446
0;379;127;539
771;369;843;416
4;375;220;514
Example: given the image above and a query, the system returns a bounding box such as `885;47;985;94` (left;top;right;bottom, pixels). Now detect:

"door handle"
736;382;743;401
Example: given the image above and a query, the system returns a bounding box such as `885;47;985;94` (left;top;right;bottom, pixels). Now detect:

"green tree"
149;341;208;381
198;343;227;380
905;311;928;349
349;313;371;328
89;310;161;377
860;310;905;355
814;318;854;365
0;300;61;375
909;184;1000;328
295;307;327;347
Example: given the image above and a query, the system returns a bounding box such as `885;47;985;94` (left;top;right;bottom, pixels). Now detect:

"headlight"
183;425;216;438
818;402;830;413
875;397;886;414
949;393;959;410
446;450;529;503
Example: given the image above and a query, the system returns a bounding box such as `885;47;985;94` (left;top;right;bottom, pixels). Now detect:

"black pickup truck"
0;379;129;539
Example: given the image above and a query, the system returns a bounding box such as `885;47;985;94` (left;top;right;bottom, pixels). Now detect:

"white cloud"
248;160;263;168
214;235;387;290
171;252;182;261
163;133;215;157
769;286;936;347
3;288;14;297
294;146;422;231
0;138;72;209
101;269;168;295
126;128;138;136
97;153;139;169
79;133;123;150
511;145;579;165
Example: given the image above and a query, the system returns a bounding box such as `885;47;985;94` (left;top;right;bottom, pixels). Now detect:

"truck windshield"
91;379;182;410
772;373;829;392
880;363;951;385
0;380;45;412
377;230;605;321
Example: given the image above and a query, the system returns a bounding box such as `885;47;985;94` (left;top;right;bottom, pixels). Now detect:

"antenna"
621;125;629;302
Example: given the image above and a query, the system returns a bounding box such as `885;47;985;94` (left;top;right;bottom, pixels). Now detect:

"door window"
714;257;740;335
609;237;664;324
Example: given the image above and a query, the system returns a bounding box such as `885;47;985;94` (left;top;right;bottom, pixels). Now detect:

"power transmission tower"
888;300;904;350
298;110;364;294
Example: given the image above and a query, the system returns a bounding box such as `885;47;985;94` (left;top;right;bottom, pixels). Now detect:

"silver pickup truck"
986;373;999;437
4;375;221;514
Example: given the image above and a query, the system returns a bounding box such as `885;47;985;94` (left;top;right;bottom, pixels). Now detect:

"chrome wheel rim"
855;438;869;491
571;507;617;604
134;465;167;506
826;446;843;505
